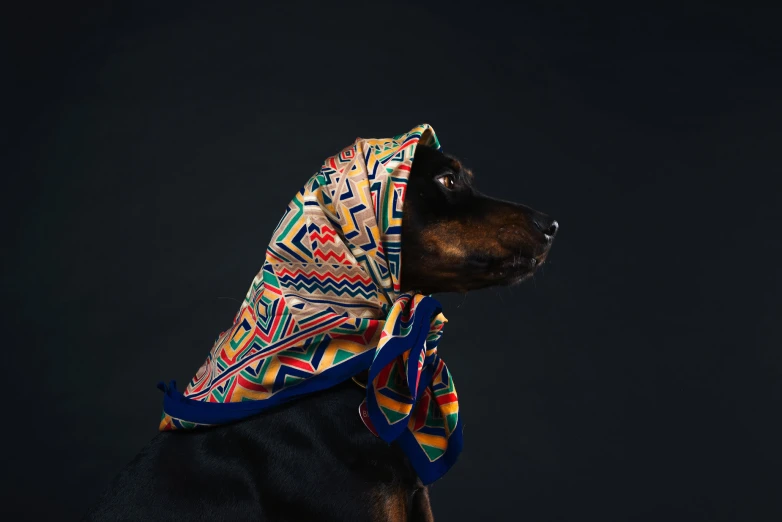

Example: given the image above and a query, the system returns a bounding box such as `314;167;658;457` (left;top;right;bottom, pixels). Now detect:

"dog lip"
466;257;491;268
501;256;537;269
465;254;541;282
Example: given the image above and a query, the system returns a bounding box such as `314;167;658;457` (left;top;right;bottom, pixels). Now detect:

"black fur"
85;381;427;521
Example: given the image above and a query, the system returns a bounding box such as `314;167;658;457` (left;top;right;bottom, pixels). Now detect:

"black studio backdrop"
4;1;781;520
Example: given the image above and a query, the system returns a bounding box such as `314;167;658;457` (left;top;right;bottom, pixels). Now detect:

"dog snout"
533;215;559;243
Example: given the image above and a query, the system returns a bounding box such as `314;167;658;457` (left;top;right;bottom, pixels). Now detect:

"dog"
84;143;557;522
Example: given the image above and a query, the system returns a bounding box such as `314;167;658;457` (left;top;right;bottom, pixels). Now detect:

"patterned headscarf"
158;124;462;483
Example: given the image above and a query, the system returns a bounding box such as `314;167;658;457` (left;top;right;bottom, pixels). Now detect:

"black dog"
85;144;557;522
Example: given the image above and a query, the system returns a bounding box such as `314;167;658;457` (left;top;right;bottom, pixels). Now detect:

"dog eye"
437;174;455;190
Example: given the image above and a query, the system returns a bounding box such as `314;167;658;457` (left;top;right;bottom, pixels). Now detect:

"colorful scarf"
158;124;462;484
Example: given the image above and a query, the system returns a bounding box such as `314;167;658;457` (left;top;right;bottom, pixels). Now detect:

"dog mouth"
466;251;547;284
498;255;543;283
501;255;540;270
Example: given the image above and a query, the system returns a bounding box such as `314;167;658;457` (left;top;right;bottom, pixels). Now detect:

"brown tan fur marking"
371;485;408;522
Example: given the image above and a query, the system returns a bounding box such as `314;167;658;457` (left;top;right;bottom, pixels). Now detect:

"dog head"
401;145;558;294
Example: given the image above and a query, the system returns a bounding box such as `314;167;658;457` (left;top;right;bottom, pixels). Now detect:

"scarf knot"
361;294;462;483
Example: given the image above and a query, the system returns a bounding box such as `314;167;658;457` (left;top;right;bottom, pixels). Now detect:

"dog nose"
533;216;559;241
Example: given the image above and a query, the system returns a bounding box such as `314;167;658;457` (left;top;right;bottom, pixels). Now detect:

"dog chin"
477;266;536;289
508;271;534;286
496;268;536;288
497;256;542;286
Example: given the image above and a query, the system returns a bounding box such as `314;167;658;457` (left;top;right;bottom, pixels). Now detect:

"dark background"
5;1;781;520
